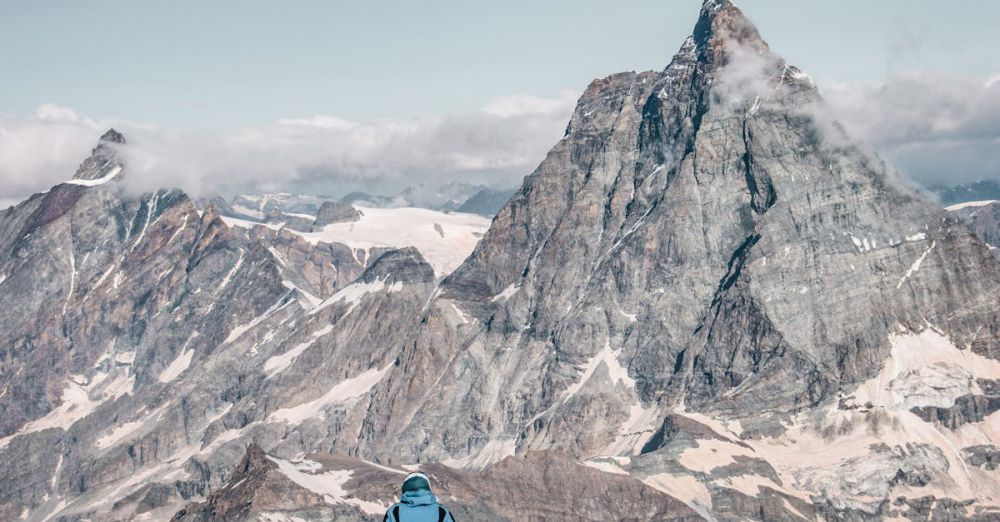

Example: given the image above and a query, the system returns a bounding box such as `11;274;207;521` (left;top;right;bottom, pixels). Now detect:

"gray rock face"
352;0;1000;516
340;190;399;208
0;131;425;520
360;0;999;451
313;201;362;228
456;188;517;216
910;383;1000;429
963;445;1000;470
261;208;314;232
4;1;1000;520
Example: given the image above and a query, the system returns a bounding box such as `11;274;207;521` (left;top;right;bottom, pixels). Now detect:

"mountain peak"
693;0;768;58
99;128;126;145
360;247;435;284
72;129;125;181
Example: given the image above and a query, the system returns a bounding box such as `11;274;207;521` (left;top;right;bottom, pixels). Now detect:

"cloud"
713;38;1000;189
34;103;91;124
0;104;103;205
2;68;996;207
714;41;783;107
0;92;579;205
481;90;579;118
819;72;1000;186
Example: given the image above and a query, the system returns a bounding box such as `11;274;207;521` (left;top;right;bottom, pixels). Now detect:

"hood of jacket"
400;489;438;507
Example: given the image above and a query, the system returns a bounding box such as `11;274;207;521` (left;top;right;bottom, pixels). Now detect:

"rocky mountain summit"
2;1;1000;520
313;201;362;228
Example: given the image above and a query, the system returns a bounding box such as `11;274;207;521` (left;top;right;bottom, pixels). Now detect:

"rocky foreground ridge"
2;0;1000;520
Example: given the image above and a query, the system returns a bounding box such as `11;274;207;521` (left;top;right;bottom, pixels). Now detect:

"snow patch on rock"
66;166;122;187
309;278;403;317
268;457;385;515
268;364;392;424
442;438;516;470
264;325;334;379
945;200;998;212
0;369;134;449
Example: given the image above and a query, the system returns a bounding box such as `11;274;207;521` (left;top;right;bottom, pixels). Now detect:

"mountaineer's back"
383;472;455;522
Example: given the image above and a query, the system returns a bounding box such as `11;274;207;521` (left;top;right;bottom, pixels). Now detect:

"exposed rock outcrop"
313;201;362;228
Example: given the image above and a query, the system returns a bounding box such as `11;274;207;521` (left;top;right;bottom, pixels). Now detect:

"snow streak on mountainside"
2;1;1000;520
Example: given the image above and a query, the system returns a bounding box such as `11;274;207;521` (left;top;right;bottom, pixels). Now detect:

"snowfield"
222;206;491;277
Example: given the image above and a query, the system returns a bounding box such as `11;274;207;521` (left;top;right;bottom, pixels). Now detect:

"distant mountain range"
339;182;513;215
203;182;515;225
929;180;1000;206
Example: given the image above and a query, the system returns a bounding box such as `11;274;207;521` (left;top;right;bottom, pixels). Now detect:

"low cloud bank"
0;91;579;204
0;71;997;207
820;72;1000;187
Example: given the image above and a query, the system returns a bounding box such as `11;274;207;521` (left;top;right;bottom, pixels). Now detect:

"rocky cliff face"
0;129;438;520
354;0;1000;516
2;1;1000;520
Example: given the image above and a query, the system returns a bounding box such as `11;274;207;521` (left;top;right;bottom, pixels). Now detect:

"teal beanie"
401;472;431;493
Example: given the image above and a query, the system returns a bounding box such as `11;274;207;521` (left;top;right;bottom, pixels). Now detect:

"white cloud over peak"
1;71;998;209
0;105;102;203
0;91;580;205
820;71;1000;186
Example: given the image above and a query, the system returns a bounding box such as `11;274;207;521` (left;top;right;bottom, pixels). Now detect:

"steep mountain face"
353;0;1000;516
3;1;1000;520
0;132;440;520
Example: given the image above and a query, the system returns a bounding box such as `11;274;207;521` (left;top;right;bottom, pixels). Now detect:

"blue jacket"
383;490;455;522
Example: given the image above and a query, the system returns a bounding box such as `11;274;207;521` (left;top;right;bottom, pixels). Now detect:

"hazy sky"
2;0;996;129
0;1;998;203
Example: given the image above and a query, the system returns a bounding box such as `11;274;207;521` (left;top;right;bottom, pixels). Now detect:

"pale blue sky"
2;0;997;130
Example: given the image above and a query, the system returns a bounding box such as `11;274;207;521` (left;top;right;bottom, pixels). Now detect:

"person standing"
382;472;456;522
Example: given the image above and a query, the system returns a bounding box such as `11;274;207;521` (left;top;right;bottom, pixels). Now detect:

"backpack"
385;504;451;522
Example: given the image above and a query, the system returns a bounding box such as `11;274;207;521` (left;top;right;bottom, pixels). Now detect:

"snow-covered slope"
222;206;491;277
